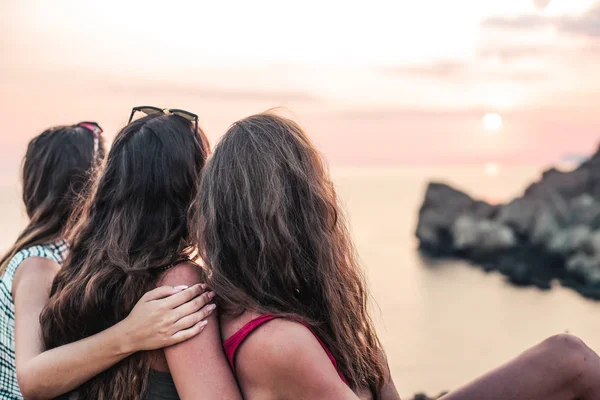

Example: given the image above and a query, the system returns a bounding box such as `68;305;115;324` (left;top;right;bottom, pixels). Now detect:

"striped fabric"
0;240;68;399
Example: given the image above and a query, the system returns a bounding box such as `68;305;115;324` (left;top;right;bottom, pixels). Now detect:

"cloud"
477;42;600;66
478;45;551;62
378;61;545;83
533;0;552;11
0;65;320;104
379;62;466;79
484;15;550;30
482;3;600;38
105;82;319;103
329;107;487;121
561;4;600;37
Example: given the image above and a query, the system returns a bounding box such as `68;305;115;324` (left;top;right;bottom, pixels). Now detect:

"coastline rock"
415;146;600;300
452;215;516;253
416;182;497;255
411;392;448;400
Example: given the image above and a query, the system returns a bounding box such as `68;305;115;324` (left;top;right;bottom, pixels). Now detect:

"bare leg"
442;334;600;400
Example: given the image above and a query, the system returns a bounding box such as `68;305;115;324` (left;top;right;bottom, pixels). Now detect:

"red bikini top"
223;314;348;385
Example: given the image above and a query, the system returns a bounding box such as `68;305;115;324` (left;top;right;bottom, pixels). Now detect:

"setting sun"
484;162;501;176
483;113;502;132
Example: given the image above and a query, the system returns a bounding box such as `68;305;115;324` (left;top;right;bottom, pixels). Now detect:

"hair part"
0;125;105;277
40;114;210;400
197;112;387;392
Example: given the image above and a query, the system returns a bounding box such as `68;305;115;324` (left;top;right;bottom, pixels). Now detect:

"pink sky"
1;0;600;180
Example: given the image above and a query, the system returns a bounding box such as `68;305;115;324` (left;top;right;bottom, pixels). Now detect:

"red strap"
224;314;278;370
223;314;348;385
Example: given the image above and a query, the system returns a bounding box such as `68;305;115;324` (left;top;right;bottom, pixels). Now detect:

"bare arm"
379;361;401;400
236;318;359;400
161;263;242;400
14;257;213;400
377;347;401;400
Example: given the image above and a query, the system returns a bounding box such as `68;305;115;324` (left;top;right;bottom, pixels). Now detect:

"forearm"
380;379;401;400
378;347;401;400
18;321;133;399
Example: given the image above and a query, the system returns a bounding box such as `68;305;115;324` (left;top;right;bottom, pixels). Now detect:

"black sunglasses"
128;106;198;131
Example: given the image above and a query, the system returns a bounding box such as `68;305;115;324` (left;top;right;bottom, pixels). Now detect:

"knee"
542;334;588;355
540;334;595;378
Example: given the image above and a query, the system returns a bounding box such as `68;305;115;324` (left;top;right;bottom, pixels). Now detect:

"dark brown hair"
0;125;105;276
40;114;210;400
197;112;387;392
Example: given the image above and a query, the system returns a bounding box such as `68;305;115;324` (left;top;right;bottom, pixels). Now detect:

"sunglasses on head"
128;106;198;131
76;121;103;153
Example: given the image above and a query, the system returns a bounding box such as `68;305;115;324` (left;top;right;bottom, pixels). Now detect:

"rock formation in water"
416;144;600;300
411;392;448;400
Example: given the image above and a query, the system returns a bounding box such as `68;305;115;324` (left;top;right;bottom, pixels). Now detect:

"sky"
1;0;600;178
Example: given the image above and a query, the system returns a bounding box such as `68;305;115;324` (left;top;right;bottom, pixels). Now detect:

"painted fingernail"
174;285;188;291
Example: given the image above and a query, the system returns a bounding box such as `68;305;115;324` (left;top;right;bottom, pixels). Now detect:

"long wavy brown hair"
40;114;210;400
0;124;105;277
197;112;387;393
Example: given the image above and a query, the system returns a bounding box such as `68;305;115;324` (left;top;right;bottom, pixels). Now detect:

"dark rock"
411;392;448;400
416;183;498;256
452;215;516;254
415;145;600;300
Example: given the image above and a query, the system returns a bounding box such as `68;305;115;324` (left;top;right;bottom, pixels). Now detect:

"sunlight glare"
484;162;501;177
483;113;503;131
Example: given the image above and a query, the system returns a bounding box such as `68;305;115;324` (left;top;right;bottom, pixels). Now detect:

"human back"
198;112;397;399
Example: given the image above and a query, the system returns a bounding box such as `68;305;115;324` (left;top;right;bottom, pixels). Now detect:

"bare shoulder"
239;318;325;361
14;256;60;278
236;318;346;390
12;256;60;296
157;261;205;287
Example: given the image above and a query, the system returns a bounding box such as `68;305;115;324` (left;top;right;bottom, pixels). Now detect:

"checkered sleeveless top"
0;240;68;399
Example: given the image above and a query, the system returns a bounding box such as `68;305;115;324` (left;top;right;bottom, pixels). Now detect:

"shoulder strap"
223;314;279;371
223;314;348;385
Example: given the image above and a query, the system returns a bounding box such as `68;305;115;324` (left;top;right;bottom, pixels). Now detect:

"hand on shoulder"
119;261;214;352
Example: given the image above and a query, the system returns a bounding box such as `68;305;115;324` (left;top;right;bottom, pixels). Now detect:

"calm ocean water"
2;166;599;397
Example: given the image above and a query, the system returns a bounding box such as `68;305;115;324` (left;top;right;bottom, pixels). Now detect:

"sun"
484;162;501;177
483;113;503;131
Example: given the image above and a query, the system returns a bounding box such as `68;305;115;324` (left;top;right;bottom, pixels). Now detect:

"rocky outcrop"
411;392;448;400
415;145;600;300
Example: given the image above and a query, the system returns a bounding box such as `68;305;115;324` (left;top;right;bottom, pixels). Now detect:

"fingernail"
208;291;215;299
200;320;208;327
200;283;208;290
174;285;188;291
207;304;217;311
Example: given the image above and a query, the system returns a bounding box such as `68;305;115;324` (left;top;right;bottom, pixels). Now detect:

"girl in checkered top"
0;123;215;399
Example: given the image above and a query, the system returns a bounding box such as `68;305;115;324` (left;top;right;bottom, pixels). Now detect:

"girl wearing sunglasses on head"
40;109;242;399
2;123;214;400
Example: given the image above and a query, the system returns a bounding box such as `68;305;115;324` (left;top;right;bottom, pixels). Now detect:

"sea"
2;166;599;398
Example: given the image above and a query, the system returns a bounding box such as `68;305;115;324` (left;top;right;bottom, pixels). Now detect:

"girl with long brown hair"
198;112;399;399
2;123;215;400
40;110;242;400
198;112;600;400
